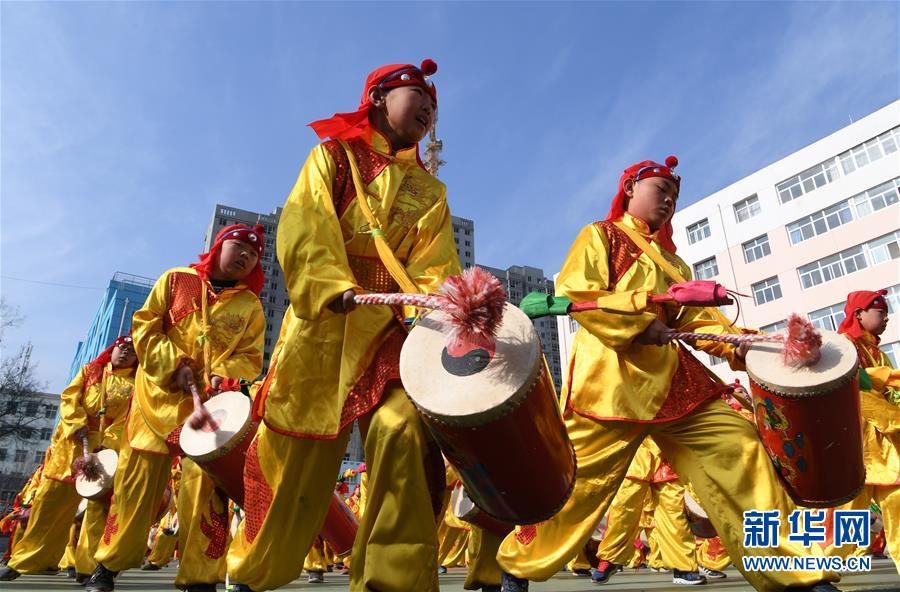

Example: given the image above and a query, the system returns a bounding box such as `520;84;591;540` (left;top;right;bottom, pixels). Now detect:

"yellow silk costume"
146;510;178;568
827;333;900;572
94;267;263;586
498;214;836;591
9;363;134;575
228;132;460;592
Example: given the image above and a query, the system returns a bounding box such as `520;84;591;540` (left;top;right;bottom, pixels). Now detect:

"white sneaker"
699;566;727;579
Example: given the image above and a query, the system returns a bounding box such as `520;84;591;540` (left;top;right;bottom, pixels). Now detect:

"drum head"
179;391;251;457
746;329;857;396
684;491;708;519
400;304;541;426
74;498;88;522
451;482;477;521
75;449;118;499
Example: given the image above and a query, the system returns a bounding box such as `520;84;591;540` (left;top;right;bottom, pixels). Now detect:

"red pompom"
782;313;822;367
665;155;678;168
252;224;265;235
72;454;103;481
439;267;507;342
420;59;438;76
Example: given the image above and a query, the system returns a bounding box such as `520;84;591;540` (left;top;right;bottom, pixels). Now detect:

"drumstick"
72;435;102;480
187;380;220;431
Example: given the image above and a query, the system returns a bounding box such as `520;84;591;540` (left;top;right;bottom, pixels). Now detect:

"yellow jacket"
848;332;900;485
558;214;740;422
128;266;264;454
261;132;460;438
43;362;135;481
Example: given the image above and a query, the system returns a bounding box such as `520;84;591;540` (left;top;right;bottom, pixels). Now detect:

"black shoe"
483;586;502;592
67;567;77;578
85;564;119;592
141;563;162;571
591;560;619;584
0;566;20;581
501;572;529;592
184;585;217;592
787;584;842;592
572;568;592;576
76;573;89;584
673;570;707;585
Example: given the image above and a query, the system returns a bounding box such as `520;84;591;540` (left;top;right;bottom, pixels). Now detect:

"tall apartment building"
68;272;155;381
670;100;900;382
452;216;475;269
481;265;563;389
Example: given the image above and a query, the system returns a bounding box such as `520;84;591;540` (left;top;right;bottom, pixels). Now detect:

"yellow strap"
613;221;735;328
200;282;212;387
338;140;421;295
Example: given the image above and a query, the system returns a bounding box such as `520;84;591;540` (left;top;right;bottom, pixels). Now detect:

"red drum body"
156;485;174;523
683;492;716;539
320;492;359;558
75;449;118;504
450;482;513;538
746;330;863;508
179;391;258;506
400;304;576;525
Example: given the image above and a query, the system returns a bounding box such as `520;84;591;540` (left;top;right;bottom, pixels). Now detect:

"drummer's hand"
634;319;673;346
735;342;751;361
72;427;88;442
209;375;224;395
327;289;357;314
174;365;195;392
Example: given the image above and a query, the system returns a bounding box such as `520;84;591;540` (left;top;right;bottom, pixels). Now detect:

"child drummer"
0;337;137;582
226;59;460;592
497;157;839;592
834;289;899;573
85;225;265;592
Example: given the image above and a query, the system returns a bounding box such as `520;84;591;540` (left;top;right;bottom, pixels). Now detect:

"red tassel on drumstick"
72;435;103;480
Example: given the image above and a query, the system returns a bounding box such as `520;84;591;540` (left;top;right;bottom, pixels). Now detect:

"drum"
319;492;359;558
155;484;174;523
74;498;88;523
75;449;118;503
450;482;513;538
683;492;716;538
400;303;576;525
746;329;863;507
179;391;258;506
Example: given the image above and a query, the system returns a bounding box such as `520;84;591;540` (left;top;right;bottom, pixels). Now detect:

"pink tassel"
438;267;507;342
782;313;822;367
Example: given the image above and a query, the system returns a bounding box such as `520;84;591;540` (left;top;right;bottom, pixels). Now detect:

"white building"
0;391;57;510
556;100;900;387
672;100;900;382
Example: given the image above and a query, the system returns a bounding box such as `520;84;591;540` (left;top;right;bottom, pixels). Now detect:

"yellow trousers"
566;546;592;571
827;484;900;573
437;519;468;567
697;536;731;571
94;436;228;586
8;477;81;573
228;384;440;592
464;527;503;590
497;399;836;591
74;500;108;576
303;537;329;573
60;523;79;569
146;524;178;567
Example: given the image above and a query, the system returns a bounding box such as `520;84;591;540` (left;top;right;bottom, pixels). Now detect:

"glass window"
866;231;900;265
743;235;772;263
687;219;711;244
693;257;719;280
808;304;846;332
14;450;27;462
885;284;900;315
752;276;782;305
708;355;727;366
760;320;788;333
776;161;840;204
733;195;761;222
836;126;899;178
852;178;900;218
25;402;38;416
882;342;900;367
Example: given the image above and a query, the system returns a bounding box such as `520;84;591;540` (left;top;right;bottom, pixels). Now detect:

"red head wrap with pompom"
604;156;681;253
308;59;439;141
838;289;889;342
190;223;266;295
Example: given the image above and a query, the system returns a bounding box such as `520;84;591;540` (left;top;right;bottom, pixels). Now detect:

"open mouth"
414;115;429;128
234;260;246;270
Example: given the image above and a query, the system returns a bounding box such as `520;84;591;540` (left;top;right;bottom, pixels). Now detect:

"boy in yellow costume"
1;336;137;581
0;458;45;565
498;156;838;592
831;289;899;572
226;58;459;592
85;224;265;592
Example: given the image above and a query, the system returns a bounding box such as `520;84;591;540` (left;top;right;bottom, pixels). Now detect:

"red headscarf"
89;335;136;373
838;289;889;342
190;224;266;295
308;59;438;141
605;156;681;253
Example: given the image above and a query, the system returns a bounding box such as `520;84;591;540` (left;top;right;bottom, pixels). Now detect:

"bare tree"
0;299;48;445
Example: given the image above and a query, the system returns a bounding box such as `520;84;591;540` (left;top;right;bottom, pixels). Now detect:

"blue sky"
2;1;898;392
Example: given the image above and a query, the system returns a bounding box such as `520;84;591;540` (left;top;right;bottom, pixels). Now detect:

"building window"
787;200;854;244
708;355;727;366
686;219;711;244
25;401;38;416
882;342;900;367
269;296;276;304
5;401;16;414
34;451;45;464
885;284;900;314
866;230;900;265
853;178;900;217
776;160;839;204
808;303;846;332
260;291;267;299
760;320;787;333
838;127;900;175
742;235;771;263
264;338;272;347
798;246;867;289
752;276;782;305
693;257;719;280
44;405;55;418
14;450;27;462
0;449;6;462
268;309;274;318
40;428;52;440
733;195;761;222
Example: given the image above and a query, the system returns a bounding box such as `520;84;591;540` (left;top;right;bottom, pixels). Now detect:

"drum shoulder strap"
322;139;390;218
593;221;642;289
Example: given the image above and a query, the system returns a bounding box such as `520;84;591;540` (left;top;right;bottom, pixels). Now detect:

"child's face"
371;86;436;146
111;343;137;369
624;177;679;231
214;239;259;282
856;306;889;336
